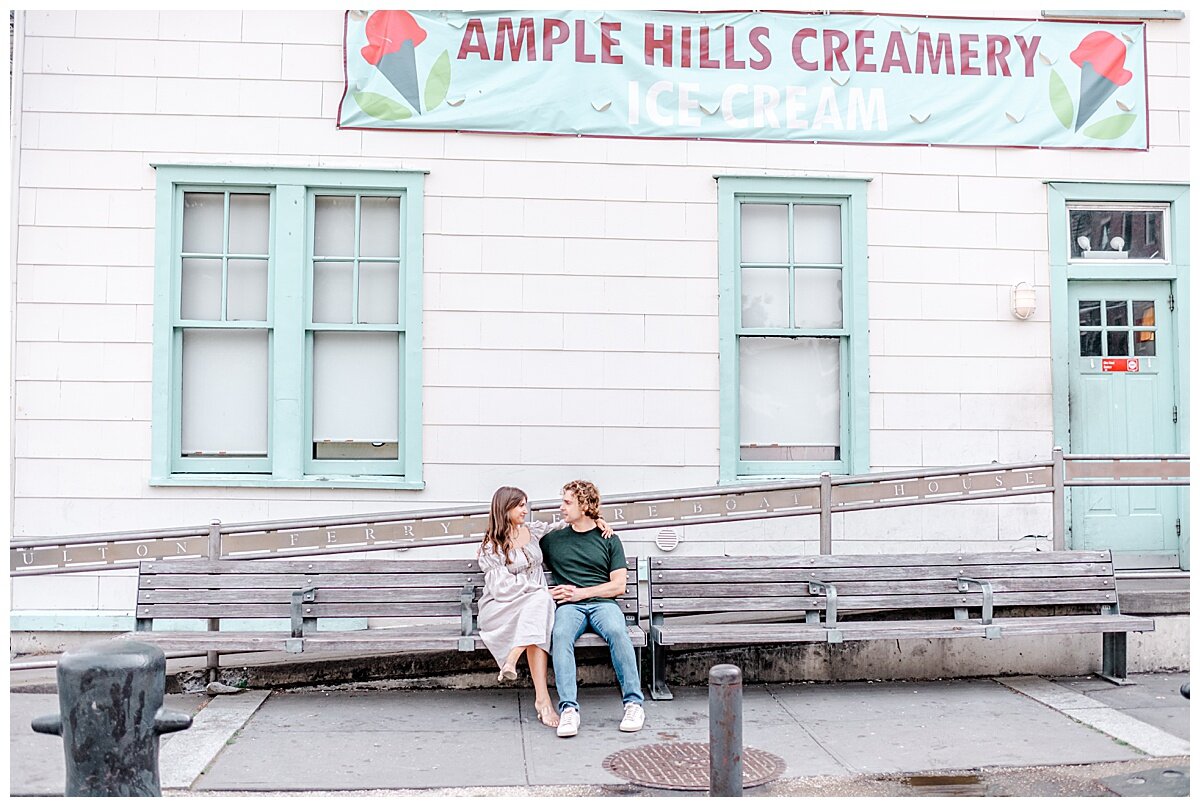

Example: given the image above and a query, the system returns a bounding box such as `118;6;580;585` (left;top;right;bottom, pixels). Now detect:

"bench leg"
206;650;219;683
1098;632;1133;685
649;638;673;701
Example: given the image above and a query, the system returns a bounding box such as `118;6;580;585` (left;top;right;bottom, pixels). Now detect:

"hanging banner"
338;10;1148;149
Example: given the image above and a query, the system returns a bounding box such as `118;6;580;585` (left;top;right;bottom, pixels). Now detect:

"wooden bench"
126;557;644;669
647;550;1154;699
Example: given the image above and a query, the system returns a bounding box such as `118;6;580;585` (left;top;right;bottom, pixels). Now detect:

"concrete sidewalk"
10;672;1189;796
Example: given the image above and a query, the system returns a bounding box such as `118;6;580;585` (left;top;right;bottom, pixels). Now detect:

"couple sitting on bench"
476;479;645;738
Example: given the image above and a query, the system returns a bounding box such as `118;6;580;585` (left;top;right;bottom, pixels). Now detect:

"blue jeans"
551;600;644;713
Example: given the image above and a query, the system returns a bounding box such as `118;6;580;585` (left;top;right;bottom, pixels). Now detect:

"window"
717;177;869;481
1067;203;1168;262
152;166;425;488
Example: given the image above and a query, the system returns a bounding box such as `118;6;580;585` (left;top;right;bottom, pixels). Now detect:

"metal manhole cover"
603;742;786;791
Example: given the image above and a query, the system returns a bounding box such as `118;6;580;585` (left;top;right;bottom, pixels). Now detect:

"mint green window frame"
717;176;870;482
151;165;425;490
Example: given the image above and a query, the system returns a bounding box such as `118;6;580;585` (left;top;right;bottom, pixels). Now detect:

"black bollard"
31;639;192;796
709;663;743;797
1182;682;1190;700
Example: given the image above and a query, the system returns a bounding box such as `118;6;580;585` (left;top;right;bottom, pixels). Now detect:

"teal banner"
338;10;1148;149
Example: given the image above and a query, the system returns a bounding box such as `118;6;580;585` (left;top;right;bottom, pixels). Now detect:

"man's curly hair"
563;479;602;519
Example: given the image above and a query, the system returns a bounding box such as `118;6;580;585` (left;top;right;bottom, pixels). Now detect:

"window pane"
1105;300;1128;326
1079;331;1102;357
740;204;788;263
793;205;841;264
182;193;224;254
740;267;788;328
738;337;840;460
313;262;354;323
314;196;356;256
359;196;401;258
227;259;268;321
1069;208;1166;260
181;328;268;456
1133;331;1155;357
228;193;270;255
1107;330;1129;356
1078;300;1101;327
180;258;222;320
1132;300;1155;327
312;332;399;444
794;267;842;328
359;262;399;324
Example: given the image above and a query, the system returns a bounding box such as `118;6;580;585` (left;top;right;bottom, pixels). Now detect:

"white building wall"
10;10;1190;618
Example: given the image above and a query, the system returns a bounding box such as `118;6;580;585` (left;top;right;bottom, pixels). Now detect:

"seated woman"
476;485;611;729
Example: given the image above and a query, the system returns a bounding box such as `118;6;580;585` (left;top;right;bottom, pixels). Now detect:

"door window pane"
1079;331;1102;357
359;263;400;324
180;258;223;320
740;267;788;328
1107;330;1129;356
313;262;354;323
740;204;788;263
1069;208;1166;260
1133;331;1156;357
312;332;399;446
181;329;268;456
793;205;841;264
227;259;268;321
1105;300;1128;326
182;193;224;253
793;267;842;328
738;337;840;461
314;196;356;256
1078;300;1101;327
1132;300;1155;327
228;194;270;255
359;196;401;258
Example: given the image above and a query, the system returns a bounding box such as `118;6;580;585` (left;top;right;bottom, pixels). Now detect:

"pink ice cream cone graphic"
361;10;427;113
1069;32;1133;131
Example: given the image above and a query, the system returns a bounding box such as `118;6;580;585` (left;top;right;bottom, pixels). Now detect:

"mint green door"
1067;281;1179;558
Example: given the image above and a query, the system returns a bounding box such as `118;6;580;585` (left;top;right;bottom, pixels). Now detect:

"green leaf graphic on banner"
1082;113;1137;140
353;91;413;121
1049;69;1073;129
424;50;451;111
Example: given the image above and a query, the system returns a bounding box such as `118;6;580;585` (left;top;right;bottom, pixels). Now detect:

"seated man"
541;479;645;738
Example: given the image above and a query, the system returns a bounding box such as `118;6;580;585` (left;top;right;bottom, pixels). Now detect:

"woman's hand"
597;517;614;538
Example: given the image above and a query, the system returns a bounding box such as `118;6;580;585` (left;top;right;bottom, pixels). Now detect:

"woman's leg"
525;646;558;727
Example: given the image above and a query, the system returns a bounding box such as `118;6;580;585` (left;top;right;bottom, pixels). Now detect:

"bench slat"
653;577;1116;598
139;585;637;604
652;562;1114;583
655;623;828;645
650;550;1110;570
656;590;1116;614
989;614;1155;635
142;558;638;575
118;632;297;652
139;573;484;590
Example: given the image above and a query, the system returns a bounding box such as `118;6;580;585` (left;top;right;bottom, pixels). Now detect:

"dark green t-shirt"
540;525;627;603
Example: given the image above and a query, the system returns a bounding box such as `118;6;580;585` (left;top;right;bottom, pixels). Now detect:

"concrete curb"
158;690;272;790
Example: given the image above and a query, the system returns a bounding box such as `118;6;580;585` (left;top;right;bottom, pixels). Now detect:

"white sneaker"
619;703;645;732
557;707;580;738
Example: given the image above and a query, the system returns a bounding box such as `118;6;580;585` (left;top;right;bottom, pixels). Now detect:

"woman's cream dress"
476;520;560;666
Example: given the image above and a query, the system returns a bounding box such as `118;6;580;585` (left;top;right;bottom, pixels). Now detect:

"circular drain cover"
603;742;786;791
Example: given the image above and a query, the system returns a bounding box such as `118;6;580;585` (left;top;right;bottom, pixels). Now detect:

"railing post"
819;473;832;555
206;520;222;682
1052;447;1066;551
709;664;743;797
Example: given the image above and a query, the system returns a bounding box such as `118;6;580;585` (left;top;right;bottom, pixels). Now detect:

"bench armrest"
807;580;838;628
290;586;318;638
956;577;994;625
460;584;476;639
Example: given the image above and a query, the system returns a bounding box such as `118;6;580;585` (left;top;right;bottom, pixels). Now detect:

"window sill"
150;475;426;491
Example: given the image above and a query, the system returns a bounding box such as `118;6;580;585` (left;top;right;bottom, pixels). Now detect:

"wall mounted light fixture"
1010;282;1037;320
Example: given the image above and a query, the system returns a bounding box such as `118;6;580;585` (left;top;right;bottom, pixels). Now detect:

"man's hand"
550;584;585;604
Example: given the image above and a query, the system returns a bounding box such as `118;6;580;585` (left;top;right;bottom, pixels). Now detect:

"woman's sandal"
497;662;518;682
536;704;559;728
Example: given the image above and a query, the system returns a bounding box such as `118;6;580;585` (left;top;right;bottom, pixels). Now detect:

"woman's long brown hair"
480;486;527;563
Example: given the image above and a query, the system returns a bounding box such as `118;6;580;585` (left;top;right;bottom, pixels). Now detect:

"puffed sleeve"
478;545;538;603
528;519;564;540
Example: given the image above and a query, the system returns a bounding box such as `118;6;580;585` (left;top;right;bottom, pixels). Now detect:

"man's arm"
551;568;626;603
